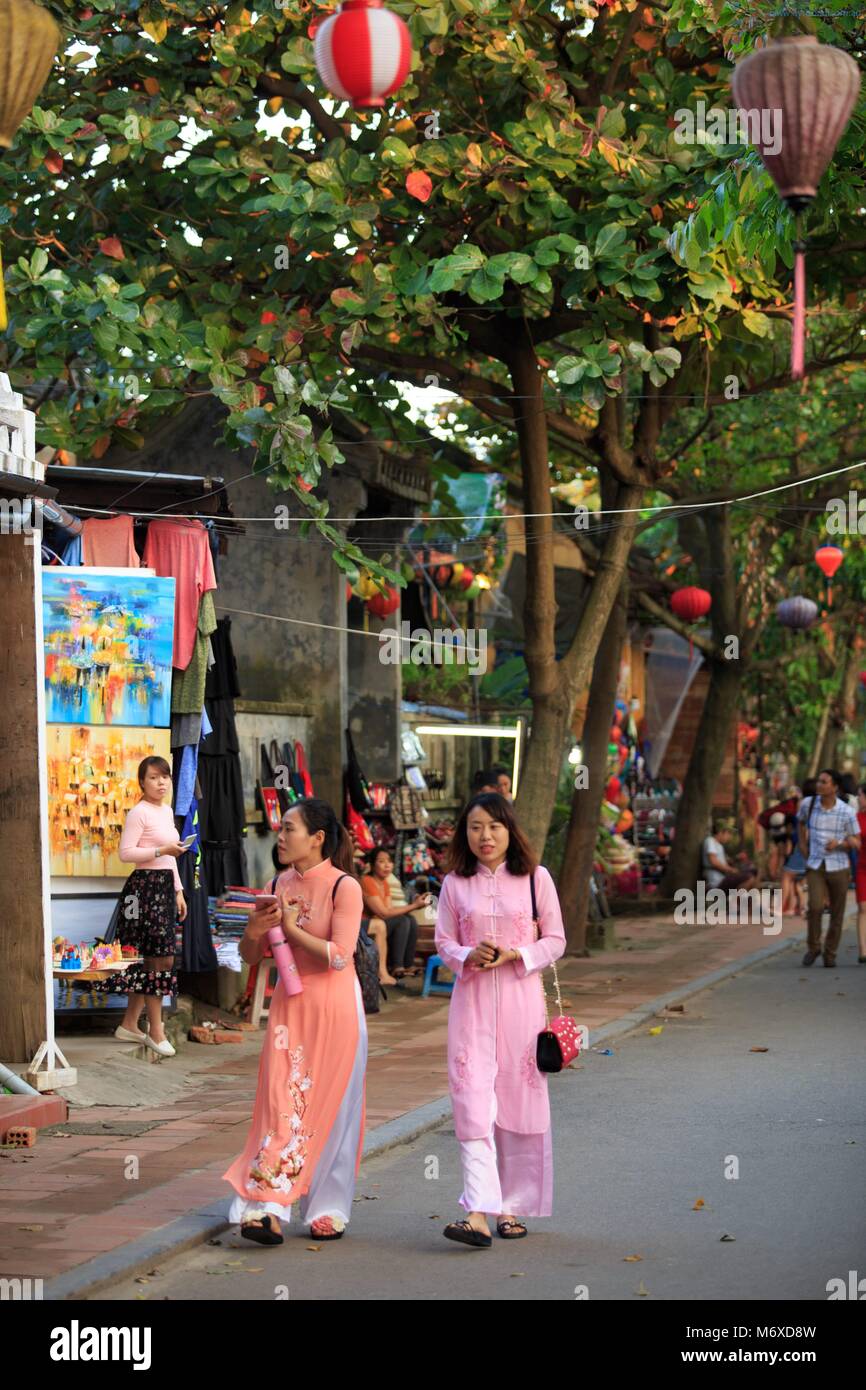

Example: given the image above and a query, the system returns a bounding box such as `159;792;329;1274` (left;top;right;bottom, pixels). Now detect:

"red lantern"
670;586;711;623
458;567;475;591
731;38;860;380
314;0;412;109
366;585;400;619
670;586;711;660
610;726;623;743
815;544;843;604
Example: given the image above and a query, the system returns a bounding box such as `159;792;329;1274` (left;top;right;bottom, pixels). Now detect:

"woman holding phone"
110;755;188;1057
435;792;566;1247
223;798;366;1245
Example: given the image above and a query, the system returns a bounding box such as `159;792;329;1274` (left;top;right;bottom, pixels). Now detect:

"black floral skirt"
92;868;178;999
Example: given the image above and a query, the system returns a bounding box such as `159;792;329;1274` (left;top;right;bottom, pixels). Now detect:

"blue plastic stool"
421;953;454;997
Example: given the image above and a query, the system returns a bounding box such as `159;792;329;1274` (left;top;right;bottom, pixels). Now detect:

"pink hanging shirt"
143;519;217;670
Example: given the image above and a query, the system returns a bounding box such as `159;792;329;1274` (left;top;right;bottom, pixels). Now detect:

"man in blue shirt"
798;768;860;967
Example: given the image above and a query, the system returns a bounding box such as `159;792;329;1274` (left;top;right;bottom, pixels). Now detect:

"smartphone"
179;835;196;850
254;894;279;910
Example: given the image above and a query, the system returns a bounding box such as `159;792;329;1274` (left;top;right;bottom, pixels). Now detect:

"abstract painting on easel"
43;572;175;727
47;725;171;876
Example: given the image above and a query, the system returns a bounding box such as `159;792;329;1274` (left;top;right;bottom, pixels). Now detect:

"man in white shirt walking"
798;768;861;967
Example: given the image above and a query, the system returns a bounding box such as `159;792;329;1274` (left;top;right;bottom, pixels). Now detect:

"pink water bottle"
267;926;303;996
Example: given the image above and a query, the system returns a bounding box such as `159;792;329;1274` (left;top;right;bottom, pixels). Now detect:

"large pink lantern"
314;0;412;109
731;37;860;380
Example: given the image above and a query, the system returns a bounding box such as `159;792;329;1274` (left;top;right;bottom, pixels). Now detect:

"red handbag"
345;797;375;853
530;873;582;1073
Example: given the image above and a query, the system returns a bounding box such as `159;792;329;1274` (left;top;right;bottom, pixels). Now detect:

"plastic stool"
249;961;280;1027
421;953;454;997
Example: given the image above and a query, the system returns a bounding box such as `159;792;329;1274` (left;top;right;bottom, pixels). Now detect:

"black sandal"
443;1219;492;1249
497;1219;527;1239
240;1215;283;1246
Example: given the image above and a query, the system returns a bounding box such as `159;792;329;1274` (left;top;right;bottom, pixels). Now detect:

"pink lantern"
314;0;412;109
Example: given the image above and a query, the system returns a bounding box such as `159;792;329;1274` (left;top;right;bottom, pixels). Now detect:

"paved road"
103;939;866;1301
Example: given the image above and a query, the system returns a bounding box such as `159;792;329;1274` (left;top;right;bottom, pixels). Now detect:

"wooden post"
0;373;74;1082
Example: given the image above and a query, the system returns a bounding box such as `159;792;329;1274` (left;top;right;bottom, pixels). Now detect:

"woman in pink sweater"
112;756;188;1057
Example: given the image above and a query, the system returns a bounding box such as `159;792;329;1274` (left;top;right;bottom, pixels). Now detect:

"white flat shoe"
114;1025;147;1044
144;1034;176;1057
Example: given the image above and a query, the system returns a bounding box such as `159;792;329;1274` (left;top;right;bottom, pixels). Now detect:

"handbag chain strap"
531;872;564;1024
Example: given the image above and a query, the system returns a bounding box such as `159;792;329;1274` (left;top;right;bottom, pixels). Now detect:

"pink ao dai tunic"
435;863;566;1141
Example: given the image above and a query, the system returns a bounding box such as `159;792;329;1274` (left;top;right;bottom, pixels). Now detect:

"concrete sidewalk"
0;903;831;1297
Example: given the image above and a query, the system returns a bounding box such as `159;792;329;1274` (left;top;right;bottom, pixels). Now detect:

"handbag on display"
269;738;297;814
345;795;375;853
294;740;314;797
531;873;582;1073
346;728;374;812
388;784;426;829
256;744;283;832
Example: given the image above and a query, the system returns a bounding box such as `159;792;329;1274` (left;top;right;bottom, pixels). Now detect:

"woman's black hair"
445;792;537;878
278;798;356;875
138;755;171;787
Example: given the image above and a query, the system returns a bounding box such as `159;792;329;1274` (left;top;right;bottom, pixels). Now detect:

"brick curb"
43;927;813;1301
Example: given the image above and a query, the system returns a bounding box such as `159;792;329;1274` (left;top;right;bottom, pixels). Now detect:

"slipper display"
241;1215;283;1246
443;1220;492;1249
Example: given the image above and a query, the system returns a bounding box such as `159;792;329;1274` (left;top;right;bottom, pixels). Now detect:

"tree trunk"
0;530;48;1061
508;338;643;852
659;508;742;895
817;632;859;769
507;335;567;851
557;576;628;953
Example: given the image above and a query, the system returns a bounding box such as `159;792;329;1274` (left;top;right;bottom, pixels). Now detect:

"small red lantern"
670;586;711;623
610;726;623;743
314;0;412;110
366;585;400;619
815;544;843;604
458;567;475;591
670;586;711;659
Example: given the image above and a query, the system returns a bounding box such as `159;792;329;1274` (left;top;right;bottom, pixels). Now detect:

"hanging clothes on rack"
143;517;217;670
82;514;140;568
174;797;218;974
198;617;246;895
171;590;217;715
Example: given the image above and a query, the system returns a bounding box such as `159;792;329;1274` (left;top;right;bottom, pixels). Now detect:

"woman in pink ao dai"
435;791;566;1247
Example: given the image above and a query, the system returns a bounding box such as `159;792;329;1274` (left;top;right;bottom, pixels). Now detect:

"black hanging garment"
198;618;247;895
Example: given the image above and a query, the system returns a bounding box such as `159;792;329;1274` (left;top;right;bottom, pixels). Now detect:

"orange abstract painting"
47;725;171;877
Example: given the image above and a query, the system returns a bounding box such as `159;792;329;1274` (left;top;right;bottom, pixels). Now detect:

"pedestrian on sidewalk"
780;782;810;916
435;792;565;1248
798;769;860;968
223;799;366;1245
360;847;427;978
700;818;758;892
854;784;866;964
106;756;188;1058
